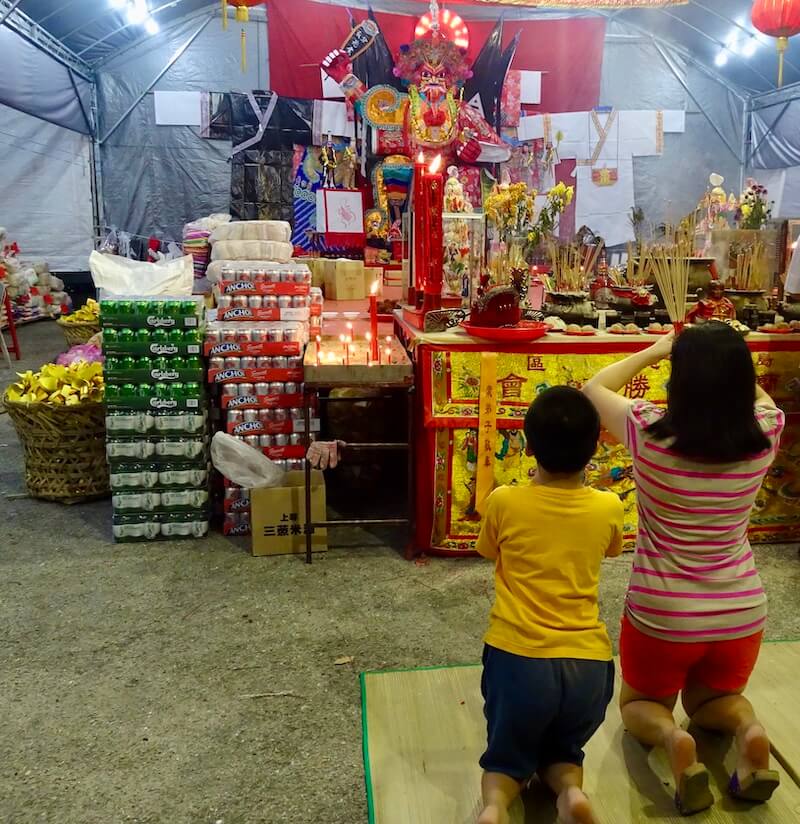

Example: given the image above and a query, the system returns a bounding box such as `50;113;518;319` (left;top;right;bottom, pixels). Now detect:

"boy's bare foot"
736;722;771;780
556;786;598;824
664;728;698;785
477;803;509;824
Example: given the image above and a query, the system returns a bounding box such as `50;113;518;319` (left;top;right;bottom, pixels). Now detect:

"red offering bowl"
461;320;549;343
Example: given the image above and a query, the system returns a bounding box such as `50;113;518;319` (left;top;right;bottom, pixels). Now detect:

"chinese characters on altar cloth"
520;108;686;245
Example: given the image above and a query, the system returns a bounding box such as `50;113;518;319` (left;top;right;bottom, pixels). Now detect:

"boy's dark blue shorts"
480;644;615;782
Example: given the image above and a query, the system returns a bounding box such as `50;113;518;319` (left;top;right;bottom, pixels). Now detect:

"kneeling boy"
476;386;623;824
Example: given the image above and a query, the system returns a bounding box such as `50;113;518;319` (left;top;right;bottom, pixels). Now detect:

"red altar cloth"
395;316;800;557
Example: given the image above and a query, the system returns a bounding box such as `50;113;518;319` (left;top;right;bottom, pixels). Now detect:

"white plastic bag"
89;250;194;296
210;432;286;489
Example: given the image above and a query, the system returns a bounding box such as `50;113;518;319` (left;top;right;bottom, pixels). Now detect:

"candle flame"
326;351;336;363
315;335;321;343
346;321;353;330
385;336;392;343
370;279;380;295
339;334;346;343
417;151;425;164
366;332;372;341
429;154;442;174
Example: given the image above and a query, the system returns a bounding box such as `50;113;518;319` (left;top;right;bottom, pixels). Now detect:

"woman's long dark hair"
647;321;770;462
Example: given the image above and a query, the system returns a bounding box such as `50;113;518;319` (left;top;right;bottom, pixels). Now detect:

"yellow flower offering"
4;362;104;406
61;298;100;324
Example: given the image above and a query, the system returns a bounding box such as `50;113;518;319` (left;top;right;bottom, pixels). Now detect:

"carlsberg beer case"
101;295;210;543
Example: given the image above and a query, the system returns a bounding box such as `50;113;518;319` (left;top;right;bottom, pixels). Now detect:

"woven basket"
57;317;100;347
3;395;109;503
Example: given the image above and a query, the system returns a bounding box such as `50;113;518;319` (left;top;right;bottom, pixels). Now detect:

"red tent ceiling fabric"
266;0;606;114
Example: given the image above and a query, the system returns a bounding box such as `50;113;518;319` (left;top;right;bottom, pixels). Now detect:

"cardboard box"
250;470;327;556
363;266;384;295
326;259;366;301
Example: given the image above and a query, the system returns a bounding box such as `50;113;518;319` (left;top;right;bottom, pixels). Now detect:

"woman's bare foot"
477;803;509;824
736;722;771;780
664;728;698;785
555;785;598;824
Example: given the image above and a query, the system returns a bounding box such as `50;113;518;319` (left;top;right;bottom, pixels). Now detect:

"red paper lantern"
752;0;800;86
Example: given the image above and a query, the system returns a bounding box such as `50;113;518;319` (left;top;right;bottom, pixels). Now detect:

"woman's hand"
643;329;676;364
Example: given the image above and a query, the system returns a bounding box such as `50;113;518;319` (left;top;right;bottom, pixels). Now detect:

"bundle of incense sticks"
734;240;767;291
547;241;603;292
625;241;654;287
651;239;692;327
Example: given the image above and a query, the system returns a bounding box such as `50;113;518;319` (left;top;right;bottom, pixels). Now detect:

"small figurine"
320;136;337;189
688;279;736;324
338;139;357;190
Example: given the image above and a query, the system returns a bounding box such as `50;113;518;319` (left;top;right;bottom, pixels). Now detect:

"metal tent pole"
651;39;743;163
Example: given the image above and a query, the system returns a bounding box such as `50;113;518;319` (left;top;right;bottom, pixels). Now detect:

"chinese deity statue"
688;279;736;324
443;166;473;301
321;30;510;168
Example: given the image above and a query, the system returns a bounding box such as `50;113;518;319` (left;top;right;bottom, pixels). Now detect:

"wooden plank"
745;641;800;786
362;662;800;824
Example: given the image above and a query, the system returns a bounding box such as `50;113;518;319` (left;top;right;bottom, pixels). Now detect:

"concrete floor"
1;321;799;824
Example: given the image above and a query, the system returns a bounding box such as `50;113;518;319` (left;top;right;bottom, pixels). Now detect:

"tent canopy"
3;0;800;270
3;0;797;90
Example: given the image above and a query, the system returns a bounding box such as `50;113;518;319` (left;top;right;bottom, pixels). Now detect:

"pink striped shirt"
623;402;784;642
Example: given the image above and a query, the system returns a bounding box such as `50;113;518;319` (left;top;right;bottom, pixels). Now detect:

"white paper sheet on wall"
662;109;686;133
320;100;355;139
321;68;345;99
519;71;542;105
517;115;545;142
154;91;202;126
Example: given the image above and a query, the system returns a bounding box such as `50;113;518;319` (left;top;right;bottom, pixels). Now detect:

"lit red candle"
422;154;444;314
369;280;380;362
412;151;427;305
315;335;321;366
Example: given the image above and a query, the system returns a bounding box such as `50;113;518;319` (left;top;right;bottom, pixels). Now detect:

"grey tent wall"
95;10;268;246
0;103;95;271
0;21;95;271
601;25;746;236
740;83;800;217
0;22;93;135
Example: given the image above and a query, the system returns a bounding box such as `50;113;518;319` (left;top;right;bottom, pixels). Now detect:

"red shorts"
620;615;763;698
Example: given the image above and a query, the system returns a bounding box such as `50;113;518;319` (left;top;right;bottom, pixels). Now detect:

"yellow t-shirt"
477;483;624;661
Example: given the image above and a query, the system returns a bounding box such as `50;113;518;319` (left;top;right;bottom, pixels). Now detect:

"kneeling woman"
583;323;783;815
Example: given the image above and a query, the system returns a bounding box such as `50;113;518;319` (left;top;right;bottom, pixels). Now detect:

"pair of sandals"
676;764;781;816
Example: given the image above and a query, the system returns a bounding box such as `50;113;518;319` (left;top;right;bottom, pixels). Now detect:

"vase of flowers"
484;181;574;302
737;179;773;230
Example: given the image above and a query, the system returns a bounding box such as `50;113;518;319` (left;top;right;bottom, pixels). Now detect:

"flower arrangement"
737;179;772;230
484;180;574;300
530;182;574;249
484;181;574;249
484;182;536;244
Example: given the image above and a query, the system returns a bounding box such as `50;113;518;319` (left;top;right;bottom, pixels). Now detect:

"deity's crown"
394;33;472;86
